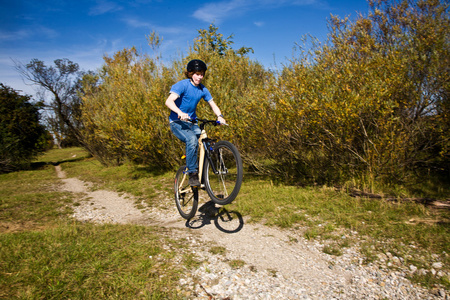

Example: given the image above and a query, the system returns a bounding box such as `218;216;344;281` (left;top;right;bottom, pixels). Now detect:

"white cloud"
121;17;189;35
192;0;324;23
0;25;58;42
0;29;30;41
193;0;252;23
122;18;151;28
89;0;123;16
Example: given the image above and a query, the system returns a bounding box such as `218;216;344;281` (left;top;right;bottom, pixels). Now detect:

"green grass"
1;147;449;294
226;176;449;289
0;163;72;229
209;246;227;255
60;148;450;290
228;259;245;269
34;147;92;165
58;153;173;208
0;147;197;299
0;224;186;299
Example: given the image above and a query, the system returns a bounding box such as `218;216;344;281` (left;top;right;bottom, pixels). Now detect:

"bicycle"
174;118;243;220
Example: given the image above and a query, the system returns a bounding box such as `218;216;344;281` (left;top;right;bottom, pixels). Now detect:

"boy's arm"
165;93;189;120
208;100;226;124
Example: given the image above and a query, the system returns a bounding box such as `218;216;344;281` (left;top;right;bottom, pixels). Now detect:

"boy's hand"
218;116;226;125
178;112;190;121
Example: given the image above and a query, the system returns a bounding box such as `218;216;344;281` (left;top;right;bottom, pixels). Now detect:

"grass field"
0;147;448;298
0;148;194;299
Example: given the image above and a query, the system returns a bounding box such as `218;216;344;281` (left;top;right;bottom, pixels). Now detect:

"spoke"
217;149;229;197
219;173;229;197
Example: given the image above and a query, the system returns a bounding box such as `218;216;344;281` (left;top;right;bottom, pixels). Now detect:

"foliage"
15;58;85;148
193;23;254;56
79;0;448;189
0;84;50;172
186;24;271;152
80;25;269;169
81;47;179;167
246;0;450;186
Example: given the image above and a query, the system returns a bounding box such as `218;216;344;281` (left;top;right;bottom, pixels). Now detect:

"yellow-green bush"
79;0;449;189
185;24;272;151
80;27;270;170
241;0;449;185
81;47;182;168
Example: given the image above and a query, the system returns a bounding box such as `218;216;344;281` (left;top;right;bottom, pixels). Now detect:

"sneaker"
189;172;200;187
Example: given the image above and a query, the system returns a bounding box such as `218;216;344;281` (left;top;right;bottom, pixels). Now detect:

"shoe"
189;172;200;187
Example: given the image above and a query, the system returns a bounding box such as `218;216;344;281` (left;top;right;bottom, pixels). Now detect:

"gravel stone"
55;165;448;299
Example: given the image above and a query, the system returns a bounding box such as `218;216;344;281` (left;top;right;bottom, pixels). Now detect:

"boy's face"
191;71;204;86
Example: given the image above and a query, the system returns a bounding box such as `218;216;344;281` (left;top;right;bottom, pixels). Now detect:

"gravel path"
56;165;447;299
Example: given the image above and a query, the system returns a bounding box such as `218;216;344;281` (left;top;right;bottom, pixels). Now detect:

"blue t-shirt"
169;79;213;122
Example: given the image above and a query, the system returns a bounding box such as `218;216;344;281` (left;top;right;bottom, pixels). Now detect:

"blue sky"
1;0;370;97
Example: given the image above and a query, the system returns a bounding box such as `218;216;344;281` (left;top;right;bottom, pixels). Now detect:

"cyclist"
165;59;226;187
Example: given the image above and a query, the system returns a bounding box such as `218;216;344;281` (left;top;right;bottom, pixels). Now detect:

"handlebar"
185;117;228;128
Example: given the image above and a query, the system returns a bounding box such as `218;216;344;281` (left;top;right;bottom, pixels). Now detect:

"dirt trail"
56;165;348;280
55;165;442;299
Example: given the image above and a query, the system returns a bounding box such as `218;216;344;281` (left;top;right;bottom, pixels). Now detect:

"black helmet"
187;59;207;72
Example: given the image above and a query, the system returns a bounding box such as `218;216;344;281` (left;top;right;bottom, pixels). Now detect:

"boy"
165;59;226;186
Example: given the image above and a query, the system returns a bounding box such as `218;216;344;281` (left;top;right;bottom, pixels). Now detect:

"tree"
15;58;84;148
260;0;449;185
0;84;50;172
193;23;254;57
80;47;178;166
188;24;268;151
79;25;267;168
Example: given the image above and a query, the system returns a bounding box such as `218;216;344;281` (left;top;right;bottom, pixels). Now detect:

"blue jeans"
170;121;201;173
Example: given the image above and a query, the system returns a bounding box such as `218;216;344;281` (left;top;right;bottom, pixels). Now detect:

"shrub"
0;84;49;172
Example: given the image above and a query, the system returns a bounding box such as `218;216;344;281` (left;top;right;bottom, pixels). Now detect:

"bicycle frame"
198;126;208;186
178;123;210;194
174;118;242;218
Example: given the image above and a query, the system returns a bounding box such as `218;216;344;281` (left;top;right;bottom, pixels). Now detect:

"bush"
80;26;270;170
245;0;450;186
79;0;449;190
80;48;180;168
0;84;50;172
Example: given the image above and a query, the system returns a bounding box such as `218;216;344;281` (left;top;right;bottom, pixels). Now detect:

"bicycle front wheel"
204;141;243;205
174;166;198;219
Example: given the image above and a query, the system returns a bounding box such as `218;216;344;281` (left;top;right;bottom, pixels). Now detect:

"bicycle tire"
174;165;198;219
203;141;243;205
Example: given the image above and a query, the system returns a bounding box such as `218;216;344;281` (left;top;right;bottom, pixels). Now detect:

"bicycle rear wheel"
204;141;243;205
174;166;198;219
